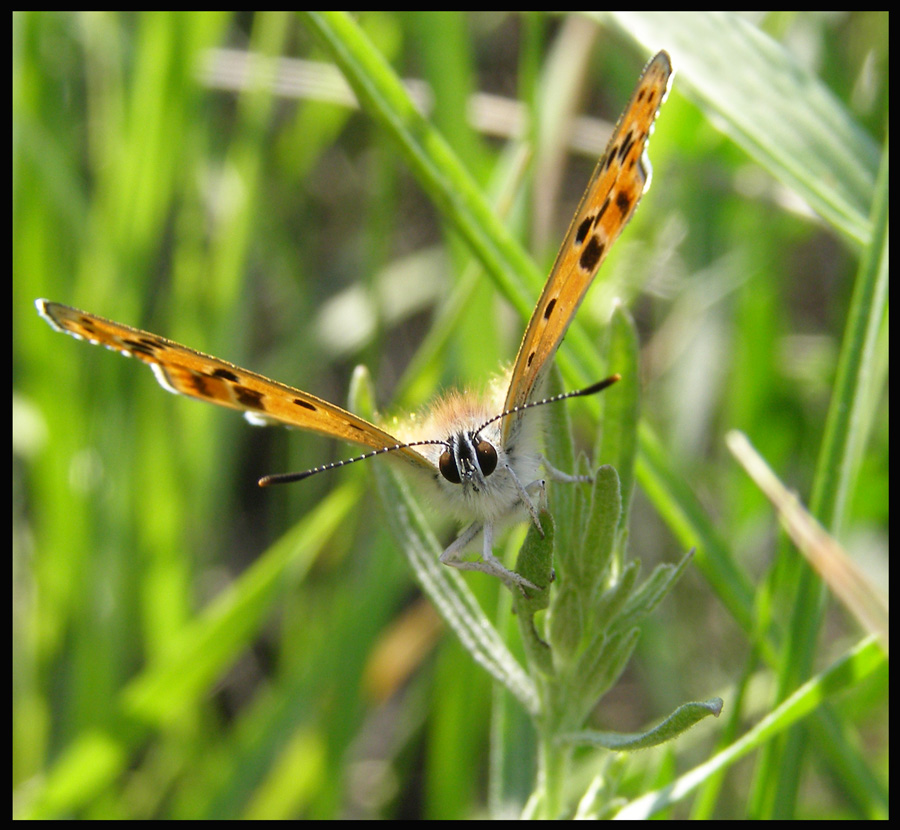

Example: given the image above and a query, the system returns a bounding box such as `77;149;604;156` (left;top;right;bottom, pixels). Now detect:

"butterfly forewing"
35;300;430;466
502;51;672;441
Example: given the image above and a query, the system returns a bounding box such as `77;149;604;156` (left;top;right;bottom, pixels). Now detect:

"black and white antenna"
258;374;620;487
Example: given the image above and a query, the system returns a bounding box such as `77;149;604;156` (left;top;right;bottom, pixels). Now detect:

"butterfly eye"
475;440;498;477
439;450;461;484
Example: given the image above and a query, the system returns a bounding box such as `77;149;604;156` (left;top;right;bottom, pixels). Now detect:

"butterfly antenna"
260;375;620;487
474;374;621;436
258;438;447;487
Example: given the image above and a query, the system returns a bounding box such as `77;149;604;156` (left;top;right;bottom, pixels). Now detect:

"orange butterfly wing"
502;50;673;441
36;299;433;471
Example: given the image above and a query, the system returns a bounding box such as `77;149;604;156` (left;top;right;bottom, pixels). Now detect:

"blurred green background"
14;11;887;819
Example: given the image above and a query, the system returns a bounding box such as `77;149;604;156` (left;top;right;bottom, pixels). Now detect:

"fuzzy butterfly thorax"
389;375;545;525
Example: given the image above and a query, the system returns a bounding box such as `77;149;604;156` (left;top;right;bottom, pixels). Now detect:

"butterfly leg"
540;455;591;484
440;522;541;593
504;463;546;534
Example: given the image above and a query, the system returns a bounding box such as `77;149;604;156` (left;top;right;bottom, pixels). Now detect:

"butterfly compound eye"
439;450;462;484
475;440;498;477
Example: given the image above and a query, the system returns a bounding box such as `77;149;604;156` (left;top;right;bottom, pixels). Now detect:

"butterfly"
36;50;673;593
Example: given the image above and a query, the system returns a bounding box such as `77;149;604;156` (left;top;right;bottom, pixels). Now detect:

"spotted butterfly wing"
502;50;673;443
35;299;434;474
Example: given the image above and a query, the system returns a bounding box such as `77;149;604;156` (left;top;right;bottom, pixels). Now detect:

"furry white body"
395;379;550;591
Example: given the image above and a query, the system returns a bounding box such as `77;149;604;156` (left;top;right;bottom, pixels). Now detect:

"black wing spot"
125;338;160;358
543;298;556;320
579;235;605;272
575;215;595;247
618;131;636;161
615;189;633;215
235;386;265;410
186;373;212;396
212;367;240;382
294;399;316;411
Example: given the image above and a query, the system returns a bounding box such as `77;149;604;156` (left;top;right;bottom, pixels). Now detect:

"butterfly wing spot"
578;236;605;272
212;367;240;382
543;298;556;320
615;189;633;215
617;131;637;162
124;338;161;359
575;215;595;246
181;371;214;398
294;399;316;411
233;385;265;410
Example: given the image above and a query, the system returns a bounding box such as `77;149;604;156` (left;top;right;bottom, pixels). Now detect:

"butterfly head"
437;430;498;488
401;387;522;518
